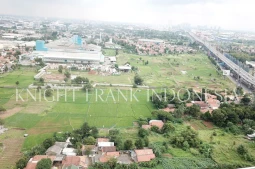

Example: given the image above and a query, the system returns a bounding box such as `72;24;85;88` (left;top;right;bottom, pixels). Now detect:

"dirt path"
0;107;23;119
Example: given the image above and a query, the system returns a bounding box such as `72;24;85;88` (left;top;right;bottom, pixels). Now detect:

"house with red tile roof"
134;149;156;162
25;155;55;169
97;138;110;144
149;120;164;129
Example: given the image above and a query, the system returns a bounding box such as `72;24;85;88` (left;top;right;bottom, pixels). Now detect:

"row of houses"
162;94;221;114
25;136;157;169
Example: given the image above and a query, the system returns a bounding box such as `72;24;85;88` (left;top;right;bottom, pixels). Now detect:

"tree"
138;128;149;138
64;71;71;78
161;122;175;134
36;158;52;169
211;109;226;127
135;139;144;149
82;83;93;92
241;96;251;105
173;104;185;118
15;81;19;86
201;111;212;121
43;138;55;149
185;105;201;118
134;74;143;85
39;78;44;83
124;140;133;150
237;145;248;156
58;65;63;73
45;88;53;97
16;158;28;169
84;136;96;145
150;126;160;133
107;157;118;168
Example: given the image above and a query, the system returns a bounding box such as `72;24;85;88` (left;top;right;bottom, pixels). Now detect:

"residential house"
25;155;55;169
149;120;164;129
132;149;155;162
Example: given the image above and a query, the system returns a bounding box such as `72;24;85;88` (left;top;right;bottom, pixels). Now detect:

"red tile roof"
25;155;55;169
97;138;110;143
102;146;116;152
62;156;80;166
135;149;155;162
149;120;164;129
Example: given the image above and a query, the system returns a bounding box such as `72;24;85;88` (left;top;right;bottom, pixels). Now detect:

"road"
189;32;255;87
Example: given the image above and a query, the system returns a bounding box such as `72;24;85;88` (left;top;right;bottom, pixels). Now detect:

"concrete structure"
21;50;105;64
246;61;255;68
190;32;255;88
86;44;102;52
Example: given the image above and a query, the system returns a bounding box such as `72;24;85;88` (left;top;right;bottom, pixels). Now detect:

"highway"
189;32;255;87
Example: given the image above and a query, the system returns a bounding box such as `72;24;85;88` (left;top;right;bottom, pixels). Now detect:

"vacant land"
60;50;234;89
199;129;255;166
0;129;25;168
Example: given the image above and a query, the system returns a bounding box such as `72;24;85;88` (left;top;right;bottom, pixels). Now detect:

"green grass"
103;49;117;56
2;89;155;149
0;67;36;88
198;129;255;166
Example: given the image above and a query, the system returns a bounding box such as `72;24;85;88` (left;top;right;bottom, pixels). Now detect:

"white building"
20;50;105;64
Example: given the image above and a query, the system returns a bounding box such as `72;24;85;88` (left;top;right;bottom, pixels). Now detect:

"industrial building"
20;37;105;64
20;50;105;64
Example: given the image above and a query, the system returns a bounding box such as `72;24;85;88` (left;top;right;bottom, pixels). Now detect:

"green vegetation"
36;158;52;169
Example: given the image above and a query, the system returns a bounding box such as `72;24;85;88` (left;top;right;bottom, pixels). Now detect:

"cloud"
0;0;254;31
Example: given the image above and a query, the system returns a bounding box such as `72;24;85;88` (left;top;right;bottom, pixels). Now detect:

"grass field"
2;88;154;150
66;50;235;89
198;129;255;166
0;129;25;168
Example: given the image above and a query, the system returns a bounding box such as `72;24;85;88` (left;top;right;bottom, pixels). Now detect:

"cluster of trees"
201;103;255;135
34;58;45;67
72;76;89;84
70;122;98;150
90;158;139;169
170;127;200;150
237;145;254;162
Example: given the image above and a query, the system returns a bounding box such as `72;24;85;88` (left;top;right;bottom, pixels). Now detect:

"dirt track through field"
0;107;23;119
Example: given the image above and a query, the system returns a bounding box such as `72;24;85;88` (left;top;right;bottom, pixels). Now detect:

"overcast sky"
0;0;254;31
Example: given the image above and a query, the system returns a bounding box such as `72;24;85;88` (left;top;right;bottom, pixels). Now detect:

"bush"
237;145;248;156
138;128;149;138
0;118;4;125
0;106;6;112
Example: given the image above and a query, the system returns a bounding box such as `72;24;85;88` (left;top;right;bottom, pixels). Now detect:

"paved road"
189;32;255;86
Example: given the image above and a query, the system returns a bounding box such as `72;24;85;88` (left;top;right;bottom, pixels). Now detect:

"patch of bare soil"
0;107;23;119
203;121;214;129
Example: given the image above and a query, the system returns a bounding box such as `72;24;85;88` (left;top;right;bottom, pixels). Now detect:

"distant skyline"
0;0;255;31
